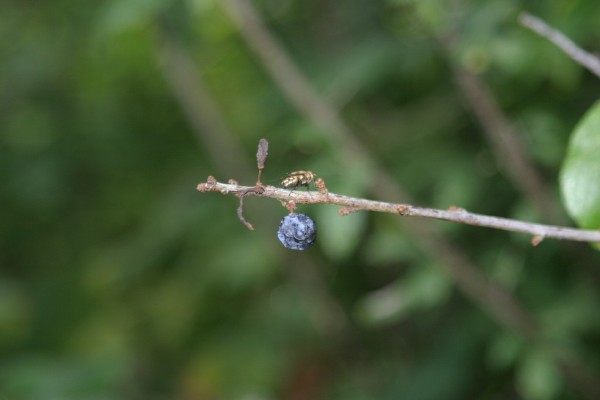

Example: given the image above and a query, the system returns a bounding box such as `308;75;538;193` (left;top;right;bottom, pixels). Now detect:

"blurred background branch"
519;12;600;79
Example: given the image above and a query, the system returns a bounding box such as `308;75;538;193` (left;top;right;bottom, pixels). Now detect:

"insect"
281;170;316;189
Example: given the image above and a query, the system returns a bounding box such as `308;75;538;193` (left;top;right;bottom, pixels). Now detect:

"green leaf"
560;100;600;229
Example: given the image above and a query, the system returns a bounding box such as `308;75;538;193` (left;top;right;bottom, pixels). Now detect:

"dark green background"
1;0;600;399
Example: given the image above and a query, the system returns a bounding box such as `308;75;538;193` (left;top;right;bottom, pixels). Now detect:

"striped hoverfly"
280;170;316;189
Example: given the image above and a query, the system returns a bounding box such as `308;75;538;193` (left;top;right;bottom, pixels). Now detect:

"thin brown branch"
198;178;600;244
519;12;600;79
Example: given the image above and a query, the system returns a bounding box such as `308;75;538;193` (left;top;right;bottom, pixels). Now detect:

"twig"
198;178;600;244
235;140;270;230
236;192;254;230
519;12;600;79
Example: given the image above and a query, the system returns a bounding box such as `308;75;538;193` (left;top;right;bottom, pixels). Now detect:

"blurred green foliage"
1;0;600;399
561;100;600;230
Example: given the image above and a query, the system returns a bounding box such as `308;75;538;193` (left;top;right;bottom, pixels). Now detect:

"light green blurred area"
1;0;600;399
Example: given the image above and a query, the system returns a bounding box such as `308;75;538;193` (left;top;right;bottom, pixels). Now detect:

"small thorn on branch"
338;207;357;216
531;235;544;246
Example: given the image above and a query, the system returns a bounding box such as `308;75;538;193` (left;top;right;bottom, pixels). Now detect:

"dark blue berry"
277;213;317;250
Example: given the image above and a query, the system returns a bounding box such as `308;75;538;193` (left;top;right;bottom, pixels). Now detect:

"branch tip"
256;138;269;185
256;138;269;168
197;176;217;192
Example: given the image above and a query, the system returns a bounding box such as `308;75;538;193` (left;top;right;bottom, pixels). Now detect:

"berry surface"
277;213;317;250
